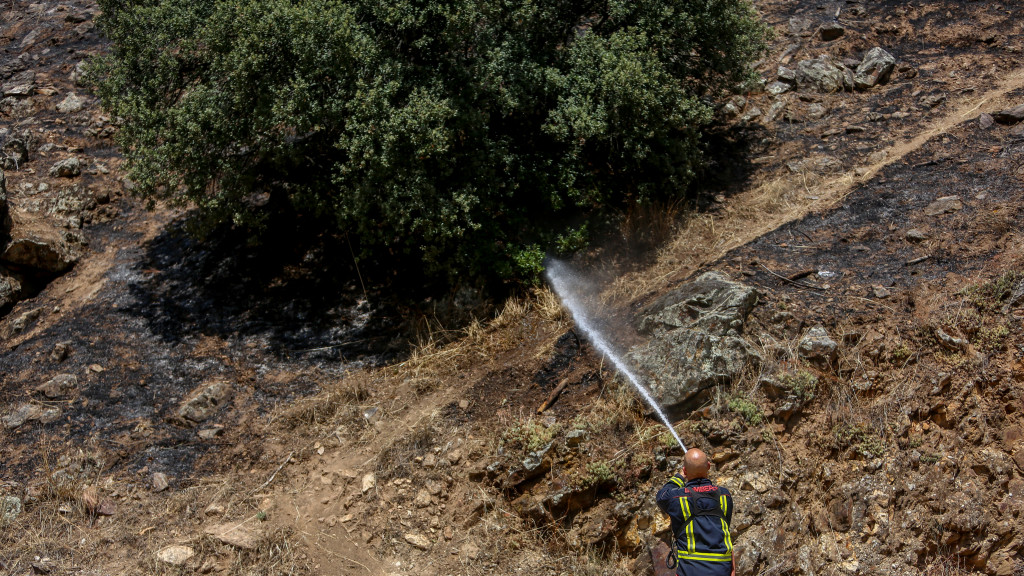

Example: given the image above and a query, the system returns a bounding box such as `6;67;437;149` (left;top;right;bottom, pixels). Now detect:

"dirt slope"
3;1;1024;575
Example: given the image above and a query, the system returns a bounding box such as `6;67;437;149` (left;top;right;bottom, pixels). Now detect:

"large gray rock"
630;273;761;419
1;234;79;274
796;57;845;93
854;48;896;90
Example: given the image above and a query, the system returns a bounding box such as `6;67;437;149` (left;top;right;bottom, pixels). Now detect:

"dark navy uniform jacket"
656;475;735;576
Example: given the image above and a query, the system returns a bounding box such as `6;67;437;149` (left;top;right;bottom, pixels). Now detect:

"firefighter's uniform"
656;475;734;576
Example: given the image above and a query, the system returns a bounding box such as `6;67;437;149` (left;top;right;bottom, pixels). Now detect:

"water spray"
546;260;687;452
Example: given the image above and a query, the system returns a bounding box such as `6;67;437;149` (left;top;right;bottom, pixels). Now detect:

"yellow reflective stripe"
670;477;684;487
679;497;688;518
720;495;728;517
721;518;733;551
677;551;733;561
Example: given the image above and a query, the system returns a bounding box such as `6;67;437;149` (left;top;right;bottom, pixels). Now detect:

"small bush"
727;395;763;426
576;461;619;488
780;370;817;400
960;271;1022;313
975;323;1010;352
831;423;884;458
502;419;561;454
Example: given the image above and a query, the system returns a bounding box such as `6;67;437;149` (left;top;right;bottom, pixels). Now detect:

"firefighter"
656;448;735;576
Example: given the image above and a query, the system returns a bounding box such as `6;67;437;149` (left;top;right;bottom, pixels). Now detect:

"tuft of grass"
975;323;1010;351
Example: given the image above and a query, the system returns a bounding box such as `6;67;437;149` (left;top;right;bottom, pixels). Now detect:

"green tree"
92;0;767;282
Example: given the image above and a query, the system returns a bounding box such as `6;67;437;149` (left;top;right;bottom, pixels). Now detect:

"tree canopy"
93;0;767;283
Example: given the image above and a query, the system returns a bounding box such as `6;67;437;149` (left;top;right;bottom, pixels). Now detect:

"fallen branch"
905;255;931;266
758;263;826;291
537;378;570;413
250;451;293;495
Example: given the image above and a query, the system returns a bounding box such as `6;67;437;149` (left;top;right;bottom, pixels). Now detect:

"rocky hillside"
2;0;1024;575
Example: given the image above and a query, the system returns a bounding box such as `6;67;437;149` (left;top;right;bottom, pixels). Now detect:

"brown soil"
2;1;1024;575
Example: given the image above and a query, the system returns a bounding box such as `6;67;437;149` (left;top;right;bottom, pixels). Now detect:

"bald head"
682;448;710;480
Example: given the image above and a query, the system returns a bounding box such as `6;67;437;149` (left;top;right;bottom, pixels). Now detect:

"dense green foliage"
93;0;767;281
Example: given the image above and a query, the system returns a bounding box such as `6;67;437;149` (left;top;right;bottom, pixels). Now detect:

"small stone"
156;545;195;566
1;70;35;97
448;448;462;464
204;503;225;517
97;499;117;516
56;93;85;113
340;514;354;523
37;374;78;398
361;473;376;493
2;403;41;429
177;381;232;424
935;328;968;351
404;533;431;550
566;429;588;447
151;472;169;492
905;229;930;242
48;158;82;178
443;526;454;540
819;22;845;41
920;93;946;109
924;195;963;216
413;489;432;508
872;285;891;299
49;341;71;363
197;425;224;439
807;103;827;120
798;326;838;363
978;113;994;129
205;523;259;550
766;81;792;96
422;454;437;469
458;399;470;409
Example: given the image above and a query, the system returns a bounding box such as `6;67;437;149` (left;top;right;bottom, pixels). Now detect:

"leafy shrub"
831;423;884;458
91;0;768;282
727;395;763;426
502;419;561;453
780;370;817;400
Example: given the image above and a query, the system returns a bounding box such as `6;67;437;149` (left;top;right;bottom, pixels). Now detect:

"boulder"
630;273;761;419
177;381;232;424
992;104;1024;125
2;402;42;429
796;56;845;93
49;157;82;178
798;326;838;363
819;22;845;41
2;233;79;274
854;48;896;90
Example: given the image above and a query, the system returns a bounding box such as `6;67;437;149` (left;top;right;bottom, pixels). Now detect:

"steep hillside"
2;1;1024;575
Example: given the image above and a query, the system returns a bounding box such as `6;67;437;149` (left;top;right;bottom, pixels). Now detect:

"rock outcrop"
629;272;761;419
